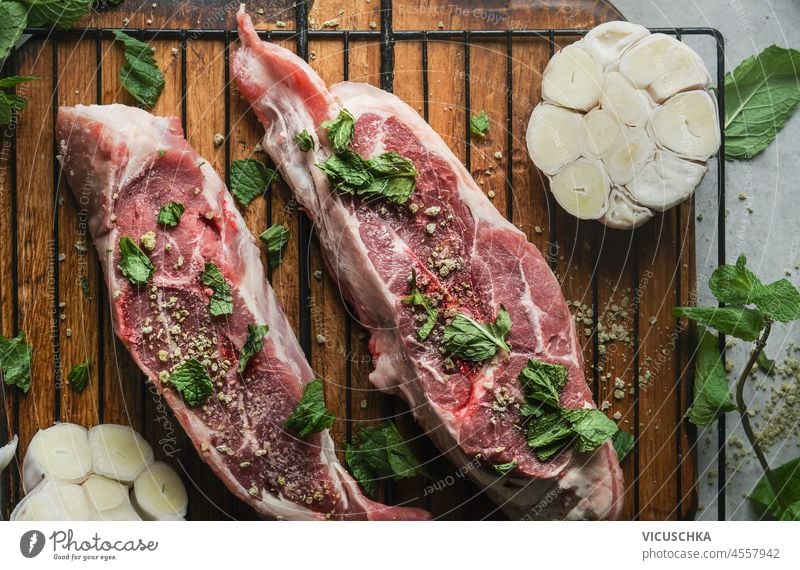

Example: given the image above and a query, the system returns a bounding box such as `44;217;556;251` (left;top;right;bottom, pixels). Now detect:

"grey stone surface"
614;0;800;520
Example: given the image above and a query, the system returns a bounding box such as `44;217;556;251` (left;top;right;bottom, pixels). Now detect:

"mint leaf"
80;275;90;297
259;224;290;269
709;255;761;305
165;359;213;406
118;236;154;286
294;129;314;152
563;408;619;452
230;158;278;206
0;75;37;126
0;331;33;393
612;429;634;461
470;110;490;137
157;202;184;227
283;379;335;438
24;0;92;28
687;327;737;427
757;351;776;375
321;108;355;152
527;410;573;460
672;305;764;341
345;422;426;497
67;359;91;392
724;46;800;160
402;270;439;341
316;150;374;193
492;460;517;476
750;457;800;520
113;31;165;110
316;150;418;205
200;262;233;316
238;323;269;373
752;279;800;322
518;359;568;410
0;3;27;61
443;306;511;362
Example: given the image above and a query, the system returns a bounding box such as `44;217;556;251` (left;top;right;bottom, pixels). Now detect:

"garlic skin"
526;22;720;229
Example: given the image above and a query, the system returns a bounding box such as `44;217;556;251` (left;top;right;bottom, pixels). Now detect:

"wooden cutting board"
0;0;696;521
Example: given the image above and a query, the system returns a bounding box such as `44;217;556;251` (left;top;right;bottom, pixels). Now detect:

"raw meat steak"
233;6;624;520
56;103;429;521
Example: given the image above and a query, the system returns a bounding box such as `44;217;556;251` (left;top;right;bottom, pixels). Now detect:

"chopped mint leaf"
67;359;91;392
157;201;184;227
518;359;568;410
294;129;314;152
118;236;154;286
320;108;355;152
316;149;418;205
239;323;269;373
442;306;511;362
230;158;279;206
165;359;213;406
612;429;634;461
0;331;33;393
492;460;517;476
470;110;490;137
259;224;291;270
283;378;336;438
527;410;573;460
80;275;90;297
563;408;618;453
200;262;233;316
113;31;165;110
402;269;439;341
757;351;776;376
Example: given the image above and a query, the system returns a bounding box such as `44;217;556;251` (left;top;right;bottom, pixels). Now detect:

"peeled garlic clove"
542;44;603;111
0;434;17;473
582;109;621;159
627;150;708;211
89;424;155;484
618;34;676;89
601;187;653;229
648;42;711;103
526;103;584;175
582;21;650;67
549;158;610;220
601;71;652;127
11;480;91;521
601;125;655;185
649;90;720;161
23;423;93;493
132;461;188;521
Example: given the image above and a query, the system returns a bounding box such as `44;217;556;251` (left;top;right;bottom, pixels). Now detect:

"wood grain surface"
0;0;698;521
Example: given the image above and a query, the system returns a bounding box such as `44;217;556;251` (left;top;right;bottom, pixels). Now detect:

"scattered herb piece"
757;351;776;376
402;269;438;341
317;150;418;205
230;158;279;206
345;422;426;497
320;108;355;152
518;359;568;410
470;110;490;137
259;224;291;269
0;75;38;125
67;359;91;392
118;236;154;286
724;45;800;160
492;460;517;476
283;379;335;438
157;201;184;227
563;408;619;452
612;429;635;461
112;31;165;110
294;129;314;152
442;306;511;362
527;410;573;460
200;262;233;316
238;323;269;373
165;359;213;407
80;275;90;297
686;327;736;427
0;331;33;393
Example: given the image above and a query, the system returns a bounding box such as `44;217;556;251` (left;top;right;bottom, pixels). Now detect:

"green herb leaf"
118;236;154;286
80;275;90;297
200;262;233;316
165;359;213;407
157;202;184;227
672;305;764;341
316;149;418;205
113;31;165;110
470;110;490;137
259;224;291;270
238;323;269;373
283;379;335;438
724;45;800;160
0;3;27;61
321;108;356;152
316;150;375;193
443;306;511;362
612;429;634;461
24;0;92;28
294;129;314;152
752;279;800;322
402;270;439;341
0;75;37;126
492;460;517;476
750;457;800;520
230;158;278;206
67;359;91;392
757;351;776;375
527;410;573;460
563;408;619;452
518;359;568;410
709;255;761;305
0;331;33;393
687;327;737;427
345;422;426;497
